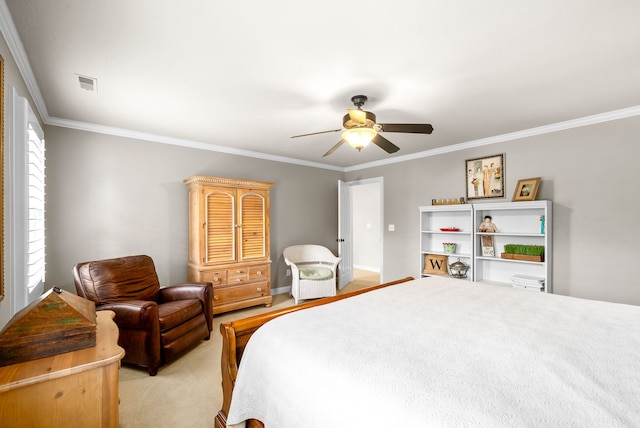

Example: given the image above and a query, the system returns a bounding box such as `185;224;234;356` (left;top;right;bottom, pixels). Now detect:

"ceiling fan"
291;95;434;157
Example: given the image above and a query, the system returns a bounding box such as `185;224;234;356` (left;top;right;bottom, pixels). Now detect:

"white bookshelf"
472;201;552;292
419;204;474;281
418;201;552;292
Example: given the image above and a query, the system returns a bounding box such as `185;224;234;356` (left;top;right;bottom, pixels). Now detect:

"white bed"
223;276;640;427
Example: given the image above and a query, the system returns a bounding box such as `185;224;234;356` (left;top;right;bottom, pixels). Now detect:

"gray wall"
43;126;343;294
347;116;640;305
3;106;639;330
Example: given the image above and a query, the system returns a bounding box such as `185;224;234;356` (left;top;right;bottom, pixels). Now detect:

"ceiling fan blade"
371;134;400;154
322;140;345;157
377;123;434;134
291;129;341;138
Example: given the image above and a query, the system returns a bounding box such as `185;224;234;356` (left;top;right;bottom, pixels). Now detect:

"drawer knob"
213;276;219;282
236;270;241;273
256;287;262;292
236;278;241;282
213;295;219;301
256;271;262;275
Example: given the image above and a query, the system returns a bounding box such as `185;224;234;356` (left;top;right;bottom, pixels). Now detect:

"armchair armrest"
98;300;159;330
284;259;300;277
160;283;213;332
160;282;211;302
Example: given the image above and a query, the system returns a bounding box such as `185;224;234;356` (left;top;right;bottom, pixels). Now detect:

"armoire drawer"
227;267;248;285
213;282;269;305
201;270;227;286
248;265;269;281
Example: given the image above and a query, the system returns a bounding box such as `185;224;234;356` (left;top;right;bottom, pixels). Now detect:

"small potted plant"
443;242;456;254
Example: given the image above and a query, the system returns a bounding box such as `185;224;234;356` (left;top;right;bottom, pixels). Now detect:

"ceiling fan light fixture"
292;94;433;157
342;128;377;151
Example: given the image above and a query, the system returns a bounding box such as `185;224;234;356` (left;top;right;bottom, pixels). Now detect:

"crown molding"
45;116;345;172
0;0;49;121
345;105;640;172
49;104;640;174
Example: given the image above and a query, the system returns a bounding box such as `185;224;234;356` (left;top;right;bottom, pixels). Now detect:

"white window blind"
27;123;46;292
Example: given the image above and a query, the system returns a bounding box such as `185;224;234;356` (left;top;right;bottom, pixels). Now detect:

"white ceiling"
4;0;640;169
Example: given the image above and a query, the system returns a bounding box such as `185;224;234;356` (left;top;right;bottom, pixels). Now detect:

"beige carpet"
118;269;380;428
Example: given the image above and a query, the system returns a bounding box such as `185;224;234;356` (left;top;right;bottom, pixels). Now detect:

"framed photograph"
481;235;495;257
512;177;541;201
465;154;504;200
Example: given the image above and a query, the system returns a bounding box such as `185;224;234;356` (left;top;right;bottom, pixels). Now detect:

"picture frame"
512;177;541;202
481;235;495;257
465;154;504;200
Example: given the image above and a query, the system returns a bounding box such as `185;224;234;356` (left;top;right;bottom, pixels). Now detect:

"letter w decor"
423;254;449;276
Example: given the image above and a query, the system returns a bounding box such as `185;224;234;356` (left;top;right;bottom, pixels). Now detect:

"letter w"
430;259;443;269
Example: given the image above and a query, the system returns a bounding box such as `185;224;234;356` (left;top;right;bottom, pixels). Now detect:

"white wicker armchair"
283;245;341;304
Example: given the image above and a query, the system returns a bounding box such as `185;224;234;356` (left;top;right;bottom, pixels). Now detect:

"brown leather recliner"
73;255;213;376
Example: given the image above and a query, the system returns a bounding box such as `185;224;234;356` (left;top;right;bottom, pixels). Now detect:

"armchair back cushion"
74;255;160;303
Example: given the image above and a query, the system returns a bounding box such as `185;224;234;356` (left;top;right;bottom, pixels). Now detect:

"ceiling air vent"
77;74;97;92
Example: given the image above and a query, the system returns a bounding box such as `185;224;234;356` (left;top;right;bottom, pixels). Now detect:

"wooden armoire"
184;176;273;315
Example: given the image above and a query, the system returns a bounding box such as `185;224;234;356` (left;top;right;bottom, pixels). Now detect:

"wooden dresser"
185;176;274;315
0;310;124;428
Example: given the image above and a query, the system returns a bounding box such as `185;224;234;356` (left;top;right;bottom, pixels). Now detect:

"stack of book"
511;274;545;292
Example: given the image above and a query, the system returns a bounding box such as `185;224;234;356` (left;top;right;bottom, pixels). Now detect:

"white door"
337;180;353;289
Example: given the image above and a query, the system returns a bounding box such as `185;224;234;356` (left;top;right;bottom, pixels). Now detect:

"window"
10;89;45;314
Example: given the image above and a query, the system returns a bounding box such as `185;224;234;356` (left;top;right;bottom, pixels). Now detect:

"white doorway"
337;177;383;288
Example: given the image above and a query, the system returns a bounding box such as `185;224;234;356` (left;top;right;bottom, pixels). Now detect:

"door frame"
338;177;384;289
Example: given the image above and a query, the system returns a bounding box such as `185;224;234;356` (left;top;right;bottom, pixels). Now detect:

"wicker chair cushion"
299;267;334;281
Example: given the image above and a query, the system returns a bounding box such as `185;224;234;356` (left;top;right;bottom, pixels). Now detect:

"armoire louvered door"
185;176;273;315
206;189;235;264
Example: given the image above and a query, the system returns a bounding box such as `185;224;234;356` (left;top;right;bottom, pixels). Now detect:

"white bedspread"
227;276;640;427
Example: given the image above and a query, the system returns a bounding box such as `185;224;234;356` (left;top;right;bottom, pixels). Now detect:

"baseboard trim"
271;285;291;296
